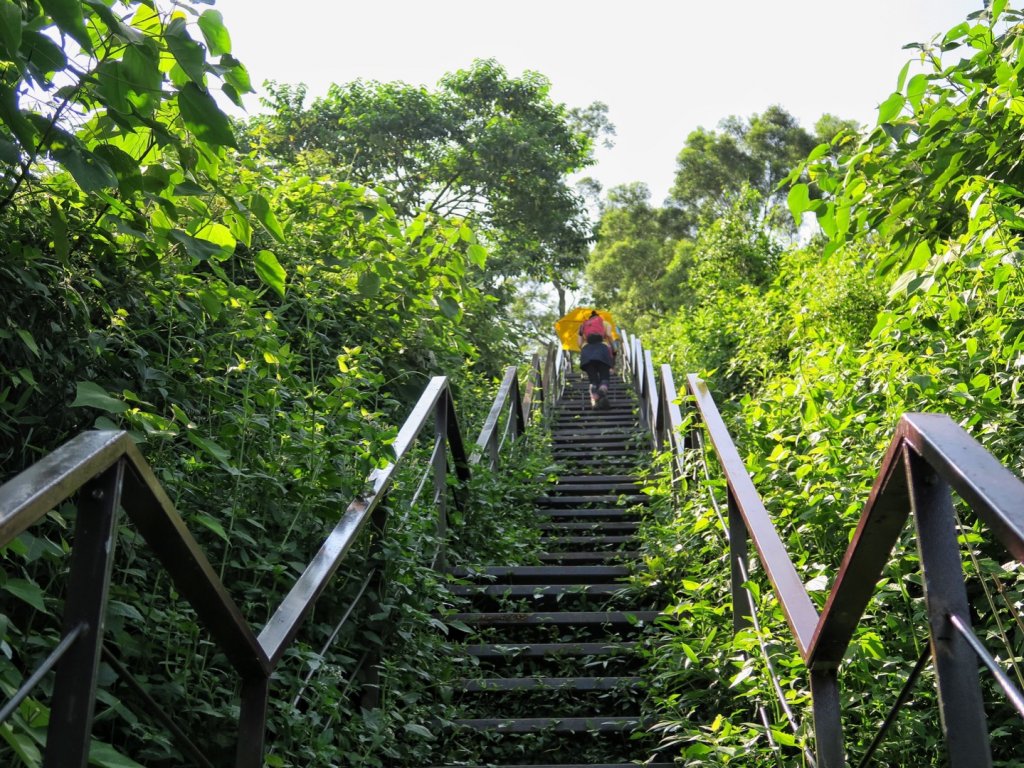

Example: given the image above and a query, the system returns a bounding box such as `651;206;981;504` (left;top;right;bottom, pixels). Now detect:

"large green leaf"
198;10;231;56
52;146;118;192
177;83;236;148
40;0;91;52
251;193;285;241
169;229;228;261
165;18;206;87
357;270;381;298
0;0;23;61
88;740;146;768
3;578;47;611
786;183;811;228
877;92;905;125
254;249;287;297
70;382;128;413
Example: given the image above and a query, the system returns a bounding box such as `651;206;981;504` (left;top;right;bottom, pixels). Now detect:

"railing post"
906;448;992;768
809;669;845;768
44;461;123;768
727;487;752;633
434;390;450;572
235;674;270;768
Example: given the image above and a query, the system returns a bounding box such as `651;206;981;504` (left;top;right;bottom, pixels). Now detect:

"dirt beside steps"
434;373;673;768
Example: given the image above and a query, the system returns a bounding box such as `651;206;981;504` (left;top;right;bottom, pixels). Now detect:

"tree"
247;60;614;280
586;183;685;324
669;106;823;232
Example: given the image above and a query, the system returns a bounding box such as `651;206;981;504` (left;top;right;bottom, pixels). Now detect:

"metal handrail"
621;330;1024;768
0;355;549;767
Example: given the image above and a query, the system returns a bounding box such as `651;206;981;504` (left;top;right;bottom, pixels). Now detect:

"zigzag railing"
619;329;1024;768
0;346;557;768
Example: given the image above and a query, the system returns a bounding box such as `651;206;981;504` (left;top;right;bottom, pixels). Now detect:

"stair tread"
451;610;659;625
453;716;643;732
463;641;638;658
455;676;643;691
451;566;629;579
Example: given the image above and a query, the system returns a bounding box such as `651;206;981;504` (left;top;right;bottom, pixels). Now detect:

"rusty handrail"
0;363;536;767
622;330;1024;768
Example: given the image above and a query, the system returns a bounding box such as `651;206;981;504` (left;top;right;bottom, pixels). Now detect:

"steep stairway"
438;372;673;767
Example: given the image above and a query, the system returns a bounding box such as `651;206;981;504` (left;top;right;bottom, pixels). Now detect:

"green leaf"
254;249;287;298
165;18;206;87
15;328;40;357
185;431;232;466
197;10;231;56
1;723;42;767
357;270;381;298
71;382;128;413
88;740;146;768
48;200;69;261
877;92;905;125
438;296;460;319
52;146;118;192
40;0;91;52
467;243;487;268
3;578;46;611
403;723;435;739
193;514;229;543
0;1;22;60
786;183;811;227
177;83;237;148
906;74;928;109
169;229;226;262
251;193;285;242
0;82;35;148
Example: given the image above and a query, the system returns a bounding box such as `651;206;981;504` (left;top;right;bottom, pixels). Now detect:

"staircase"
438;372;673;767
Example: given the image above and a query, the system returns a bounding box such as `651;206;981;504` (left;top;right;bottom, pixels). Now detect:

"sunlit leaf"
197;10;231;56
177;83;237;148
254;249;287;298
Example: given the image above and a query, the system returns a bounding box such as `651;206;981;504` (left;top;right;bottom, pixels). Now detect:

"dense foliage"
0;2;579;766
626;3;1024;765
586;106;853;326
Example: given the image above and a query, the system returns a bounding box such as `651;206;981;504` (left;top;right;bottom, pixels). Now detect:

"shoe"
596;393;610;410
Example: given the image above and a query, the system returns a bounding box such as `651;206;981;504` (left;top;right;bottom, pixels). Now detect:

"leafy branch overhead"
0;0;255;269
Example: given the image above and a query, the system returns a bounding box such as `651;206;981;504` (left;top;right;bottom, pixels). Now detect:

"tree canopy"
248;60;614;281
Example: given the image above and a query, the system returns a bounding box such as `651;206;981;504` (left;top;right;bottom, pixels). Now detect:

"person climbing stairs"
435;371;674;767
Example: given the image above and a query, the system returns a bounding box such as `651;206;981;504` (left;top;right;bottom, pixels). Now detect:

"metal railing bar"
806;436;912;670
686;374;820;658
903;413;1024;562
0;430;131;547
0;623;85;726
290;570;377;710
696;430;729;537
854;643;931;768
119;458;271;678
259;376;460;667
471;367;518;465
735;556;815;766
392;377;449;460
258;480;386;667
408;457;435;510
949;612;1024;719
955;509;1024;692
100;645;216;768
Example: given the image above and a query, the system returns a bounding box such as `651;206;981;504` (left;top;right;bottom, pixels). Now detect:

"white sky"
213;0;986;204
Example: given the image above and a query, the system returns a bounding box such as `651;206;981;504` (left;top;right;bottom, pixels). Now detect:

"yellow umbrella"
554;307;619;352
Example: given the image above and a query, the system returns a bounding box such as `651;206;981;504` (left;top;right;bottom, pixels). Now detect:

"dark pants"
582;361;610;391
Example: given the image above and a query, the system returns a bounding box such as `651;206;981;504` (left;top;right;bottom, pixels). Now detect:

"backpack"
581;315;605;343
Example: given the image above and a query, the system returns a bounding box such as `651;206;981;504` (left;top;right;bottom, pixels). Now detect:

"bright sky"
213;0;986;204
